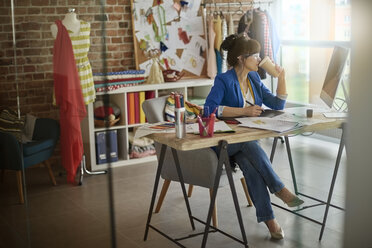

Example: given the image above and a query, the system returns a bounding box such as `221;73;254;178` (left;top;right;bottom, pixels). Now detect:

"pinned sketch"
133;0;153;31
166;22;187;49
186;36;207;57
180;0;202;18
162;0;179;23
179;16;204;36
159;49;183;71
181;51;205;76
135;26;157;50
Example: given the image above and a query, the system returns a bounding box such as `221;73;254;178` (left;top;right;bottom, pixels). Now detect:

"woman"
204;33;304;239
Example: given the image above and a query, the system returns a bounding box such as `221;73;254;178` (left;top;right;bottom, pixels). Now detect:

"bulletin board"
130;0;208;79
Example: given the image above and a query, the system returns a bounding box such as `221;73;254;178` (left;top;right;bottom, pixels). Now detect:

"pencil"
245;100;265;112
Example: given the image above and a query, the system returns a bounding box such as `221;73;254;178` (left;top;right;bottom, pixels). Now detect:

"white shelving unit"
81;78;213;171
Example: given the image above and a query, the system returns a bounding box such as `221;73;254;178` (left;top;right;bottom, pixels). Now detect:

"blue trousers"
220;141;285;223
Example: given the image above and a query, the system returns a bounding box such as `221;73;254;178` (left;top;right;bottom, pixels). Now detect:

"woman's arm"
222;105;264;117
276;66;287;96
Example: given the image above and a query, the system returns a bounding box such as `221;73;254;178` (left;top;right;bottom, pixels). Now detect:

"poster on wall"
130;0;208;79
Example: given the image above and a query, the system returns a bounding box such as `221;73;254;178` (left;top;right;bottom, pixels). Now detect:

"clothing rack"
201;1;274;8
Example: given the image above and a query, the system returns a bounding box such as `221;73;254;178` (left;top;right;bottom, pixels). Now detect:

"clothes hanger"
233;2;245;16
213;1;219;19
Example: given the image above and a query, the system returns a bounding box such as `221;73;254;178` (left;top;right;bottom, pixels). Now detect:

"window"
277;0;351;106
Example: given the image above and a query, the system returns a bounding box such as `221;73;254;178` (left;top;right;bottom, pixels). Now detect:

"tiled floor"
0;134;347;248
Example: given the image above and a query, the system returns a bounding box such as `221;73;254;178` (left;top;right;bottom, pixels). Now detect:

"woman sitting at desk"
204;33;304;240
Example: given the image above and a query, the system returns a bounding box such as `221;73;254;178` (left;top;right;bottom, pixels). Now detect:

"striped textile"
257;11;273;60
95;81;145;93
68;21;96;104
0;108;24;142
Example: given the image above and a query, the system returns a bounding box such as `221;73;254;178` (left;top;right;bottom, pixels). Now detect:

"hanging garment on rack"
265;10;280;62
228;13;234;35
237;10;253;35
221;17;228;73
256;10;273;60
215;48;222;74
207;15;217;79
53;20;86;183
214;15;222;50
246;9;266;79
68;21;96;104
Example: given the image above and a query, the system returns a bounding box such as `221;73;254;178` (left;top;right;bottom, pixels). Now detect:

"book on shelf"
127;92;135;125
139;91;146;123
134;92;140;124
145;91;155;100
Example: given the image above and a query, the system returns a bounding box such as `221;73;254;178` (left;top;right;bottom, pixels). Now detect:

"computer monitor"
320;46;349;108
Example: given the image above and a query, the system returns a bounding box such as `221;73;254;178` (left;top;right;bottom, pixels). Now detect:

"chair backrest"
33;118;60;144
142;96;168;123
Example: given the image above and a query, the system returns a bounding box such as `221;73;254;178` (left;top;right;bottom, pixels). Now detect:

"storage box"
95;130;118;164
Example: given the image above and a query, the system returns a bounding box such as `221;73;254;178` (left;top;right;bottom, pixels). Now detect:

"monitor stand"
323;79;349;118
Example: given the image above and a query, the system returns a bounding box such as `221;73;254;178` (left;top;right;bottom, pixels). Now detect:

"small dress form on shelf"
145;49;164;84
51;8;96;105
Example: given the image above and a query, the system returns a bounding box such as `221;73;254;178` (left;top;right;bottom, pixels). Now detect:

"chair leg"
154;179;171;213
240;177;253;207
209;188;218;228
44;160;57;186
187;184;194;197
16;171;24;204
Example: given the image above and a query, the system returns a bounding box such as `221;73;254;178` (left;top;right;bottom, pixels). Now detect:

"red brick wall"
0;0;135;118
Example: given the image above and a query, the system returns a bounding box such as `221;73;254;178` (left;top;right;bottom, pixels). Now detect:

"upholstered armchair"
0;118;59;204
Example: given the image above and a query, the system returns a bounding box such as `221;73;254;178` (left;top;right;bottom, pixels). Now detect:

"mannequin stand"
78;155;107;185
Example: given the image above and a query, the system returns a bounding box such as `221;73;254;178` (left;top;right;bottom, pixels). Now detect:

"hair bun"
220;34;238;51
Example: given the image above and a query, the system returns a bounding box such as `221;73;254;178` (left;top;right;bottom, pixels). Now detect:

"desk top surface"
149;114;344;151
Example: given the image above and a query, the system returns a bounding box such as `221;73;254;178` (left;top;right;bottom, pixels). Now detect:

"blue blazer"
204;69;286;117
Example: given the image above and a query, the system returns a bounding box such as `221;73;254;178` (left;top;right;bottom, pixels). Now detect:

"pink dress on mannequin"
207;14;217;79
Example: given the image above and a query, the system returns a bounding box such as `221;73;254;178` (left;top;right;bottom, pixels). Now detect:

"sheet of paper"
185;36;207;57
133;0;153;32
135;24;157;50
179;16;204;36
236;117;302;133
181;50;205;76
167;22;187;49
180;0;202;18
186;121;234;134
134;122;175;139
162;0;179;23
159;49;184;71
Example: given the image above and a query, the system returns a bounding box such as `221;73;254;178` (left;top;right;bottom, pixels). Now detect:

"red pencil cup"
198;115;215;138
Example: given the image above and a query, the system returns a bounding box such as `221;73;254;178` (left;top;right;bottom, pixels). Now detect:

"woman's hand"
275;65;287;95
243;105;264;117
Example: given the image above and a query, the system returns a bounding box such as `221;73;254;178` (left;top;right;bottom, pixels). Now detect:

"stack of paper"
236;117;302;133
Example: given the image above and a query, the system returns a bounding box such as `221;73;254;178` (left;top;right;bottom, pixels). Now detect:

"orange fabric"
53;20;86;183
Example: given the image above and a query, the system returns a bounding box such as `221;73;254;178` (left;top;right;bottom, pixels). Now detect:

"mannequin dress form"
51;9;96;105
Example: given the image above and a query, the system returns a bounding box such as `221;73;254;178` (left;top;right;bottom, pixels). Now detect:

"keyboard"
323;112;348;118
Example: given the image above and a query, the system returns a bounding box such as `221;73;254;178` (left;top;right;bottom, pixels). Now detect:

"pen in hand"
245;100;265;112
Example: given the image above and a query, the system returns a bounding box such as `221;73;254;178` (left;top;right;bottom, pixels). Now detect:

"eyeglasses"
241;53;260;60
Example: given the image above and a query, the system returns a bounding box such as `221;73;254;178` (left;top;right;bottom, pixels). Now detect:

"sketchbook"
235;117;303;133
